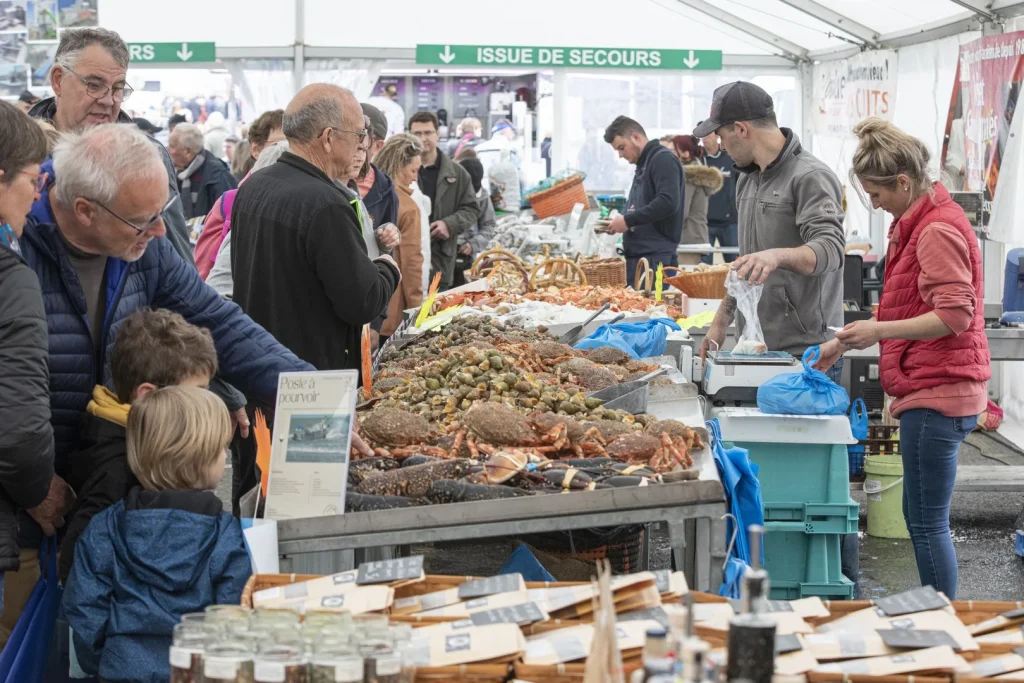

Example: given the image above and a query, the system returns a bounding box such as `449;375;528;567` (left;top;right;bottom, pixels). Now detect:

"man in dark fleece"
603;116;685;280
59;309;218;584
64;386;250;683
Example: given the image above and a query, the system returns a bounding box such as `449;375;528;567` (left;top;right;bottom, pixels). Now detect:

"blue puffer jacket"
363;162;399;229
64;488;251;683
23;160;314;466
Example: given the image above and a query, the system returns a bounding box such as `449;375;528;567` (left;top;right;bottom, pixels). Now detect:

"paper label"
169;647;194;669
335;661;364;682
254;662;286;682
376;656;401;676
205;659;239;678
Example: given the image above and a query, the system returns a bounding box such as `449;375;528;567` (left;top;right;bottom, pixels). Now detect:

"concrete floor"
225;430;1024;600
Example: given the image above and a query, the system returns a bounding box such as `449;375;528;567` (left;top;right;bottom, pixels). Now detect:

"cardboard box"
523;619;661;666
813;645;961;676
299;585;394;616
971;653;1024;678
776;645;819;676
410;623;525;667
417;591;532;618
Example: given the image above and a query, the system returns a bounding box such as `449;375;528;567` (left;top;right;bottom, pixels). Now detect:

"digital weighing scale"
700;350;798;406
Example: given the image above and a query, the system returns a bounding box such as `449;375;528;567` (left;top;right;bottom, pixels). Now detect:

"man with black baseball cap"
695;81;856;595
16;90;39;114
695;81;845;364
357;102;399;232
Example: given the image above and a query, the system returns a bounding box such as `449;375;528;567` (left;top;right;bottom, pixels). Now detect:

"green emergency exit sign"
127;42;216;64
416;44;722;71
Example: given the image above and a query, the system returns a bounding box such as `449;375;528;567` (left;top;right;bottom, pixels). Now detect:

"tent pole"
552;68;568;176
293;0;305;94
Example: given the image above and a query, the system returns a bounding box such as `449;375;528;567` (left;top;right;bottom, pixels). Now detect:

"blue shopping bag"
574;318;680;360
847;398;869;476
757;346;850;416
0;537;62;683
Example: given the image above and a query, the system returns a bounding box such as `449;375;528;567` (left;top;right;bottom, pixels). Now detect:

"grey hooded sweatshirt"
735;129;845;355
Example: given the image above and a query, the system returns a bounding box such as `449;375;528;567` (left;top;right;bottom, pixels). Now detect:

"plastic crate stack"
720;411;859;601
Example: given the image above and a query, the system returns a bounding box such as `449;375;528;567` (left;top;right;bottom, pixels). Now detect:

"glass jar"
310;642;362;683
204;640;256;683
301;626;350;660
254;642;308;683
253;608;301;629
171;623;209;683
305;610;353;633
358;639;401;683
205;605;253;629
351;614;389;640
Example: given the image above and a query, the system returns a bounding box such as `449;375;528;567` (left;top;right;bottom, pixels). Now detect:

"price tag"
356;555;424;585
775;633;803;654
876;629;960;651
470;602;546;626
652;570;671;594
169;647;194;669
335;660;364;682
376;655;402;676
458;573;522;599
204;659;239;679
875;586;947;616
617;607;669;628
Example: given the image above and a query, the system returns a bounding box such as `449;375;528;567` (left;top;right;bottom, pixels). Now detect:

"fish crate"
763;525;855;601
762;501;859;535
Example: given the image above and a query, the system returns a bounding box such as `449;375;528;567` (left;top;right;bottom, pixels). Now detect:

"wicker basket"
664;266;728;299
525;526;647;576
528;173;588;219
579;257;627;288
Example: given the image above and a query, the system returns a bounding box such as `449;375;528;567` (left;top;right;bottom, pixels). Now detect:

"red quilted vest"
878;183;990;398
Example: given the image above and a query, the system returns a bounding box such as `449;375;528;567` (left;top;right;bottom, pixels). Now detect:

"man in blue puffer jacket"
21;122;316;469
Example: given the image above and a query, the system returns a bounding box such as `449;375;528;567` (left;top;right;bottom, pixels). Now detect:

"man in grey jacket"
695;81;845;359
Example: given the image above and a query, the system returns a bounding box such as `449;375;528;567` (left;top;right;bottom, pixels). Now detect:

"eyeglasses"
321;115;371;144
63;65;134;102
18;170;48;193
89;194;178;233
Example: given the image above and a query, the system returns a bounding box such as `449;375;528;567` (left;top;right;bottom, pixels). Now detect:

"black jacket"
623;140;686;257
703;149;738;227
58;412;136;583
0;243;55;571
420;153;479;290
178;150;238;221
363;163;399;229
27;97;195;267
231;152;401;371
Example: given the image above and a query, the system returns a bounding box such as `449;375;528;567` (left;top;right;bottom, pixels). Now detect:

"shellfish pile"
349;315;703;511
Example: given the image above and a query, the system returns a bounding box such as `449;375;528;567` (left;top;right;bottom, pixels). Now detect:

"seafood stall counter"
277;315;727;591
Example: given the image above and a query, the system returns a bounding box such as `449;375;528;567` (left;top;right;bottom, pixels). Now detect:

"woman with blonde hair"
817;117;990;598
374;134;426;338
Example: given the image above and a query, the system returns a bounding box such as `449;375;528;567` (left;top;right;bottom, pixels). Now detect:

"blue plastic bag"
574;318;680;360
756;346;851;416
0;537;62;683
499;544;557;582
847;398;868;476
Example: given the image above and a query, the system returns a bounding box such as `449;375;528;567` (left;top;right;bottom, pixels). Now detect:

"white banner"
812;50;898;138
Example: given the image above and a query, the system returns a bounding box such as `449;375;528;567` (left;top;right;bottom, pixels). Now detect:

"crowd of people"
0;22;991;683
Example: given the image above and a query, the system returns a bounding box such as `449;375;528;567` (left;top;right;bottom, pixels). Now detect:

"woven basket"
664;266;728;299
240;573;319;608
579;257;627;288
528;173;588;219
526;526;647;575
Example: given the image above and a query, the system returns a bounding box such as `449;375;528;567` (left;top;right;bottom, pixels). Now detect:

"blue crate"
763;524;854;600
762;501;859;535
730;442;850;507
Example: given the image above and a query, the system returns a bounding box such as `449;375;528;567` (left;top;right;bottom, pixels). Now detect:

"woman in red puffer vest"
817;118;990;600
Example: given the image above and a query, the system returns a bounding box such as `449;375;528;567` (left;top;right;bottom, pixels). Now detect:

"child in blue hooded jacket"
64;386;251;683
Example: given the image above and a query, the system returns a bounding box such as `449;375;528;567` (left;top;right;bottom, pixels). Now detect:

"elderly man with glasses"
28;27;195;266
231;83;401;375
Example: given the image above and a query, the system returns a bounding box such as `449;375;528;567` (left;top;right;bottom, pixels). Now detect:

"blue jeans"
900;408;979;599
703;223;737;264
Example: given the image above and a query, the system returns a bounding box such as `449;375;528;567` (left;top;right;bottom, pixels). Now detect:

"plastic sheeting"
233;60;295;122
303;60;384;102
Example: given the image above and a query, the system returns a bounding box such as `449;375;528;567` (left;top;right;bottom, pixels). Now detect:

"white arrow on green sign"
127;42;216;64
416;44;722;71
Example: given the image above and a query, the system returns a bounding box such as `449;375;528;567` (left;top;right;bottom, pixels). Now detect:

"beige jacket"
681;163;724;245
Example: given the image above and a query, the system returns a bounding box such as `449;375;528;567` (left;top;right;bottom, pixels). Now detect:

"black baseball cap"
361;102;388;140
134;117;162;134
693;81;775;138
18;90;38;105
168;113;188;127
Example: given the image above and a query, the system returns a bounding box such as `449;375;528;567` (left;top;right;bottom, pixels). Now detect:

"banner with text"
811;50;897;138
941;32;1024;230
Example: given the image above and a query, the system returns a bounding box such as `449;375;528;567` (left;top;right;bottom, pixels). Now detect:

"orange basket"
663;266;728;299
527;173;588;219
578;257;627;288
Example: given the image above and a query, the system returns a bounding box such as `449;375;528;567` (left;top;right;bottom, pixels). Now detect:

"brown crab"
360;408;447;459
586;346;632;365
604;432;693;473
644;419;705;451
455;403;569;458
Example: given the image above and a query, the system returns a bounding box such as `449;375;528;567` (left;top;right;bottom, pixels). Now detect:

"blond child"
64;386;251;683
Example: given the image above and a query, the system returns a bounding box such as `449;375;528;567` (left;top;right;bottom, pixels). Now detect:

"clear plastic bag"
725;270;767;355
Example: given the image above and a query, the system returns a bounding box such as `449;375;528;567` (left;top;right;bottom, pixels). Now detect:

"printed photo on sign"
0;31;25;64
0;0;26;33
285;413;352;464
56;0;96;28
26;40;53;85
25;0;53;40
0;63;27;95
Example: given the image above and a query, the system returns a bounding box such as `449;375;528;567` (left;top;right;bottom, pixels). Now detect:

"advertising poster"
811;50;897;138
56;0;96;28
265;371;358;521
941;31;1024;229
26;40;54;85
0;31;25;65
26;0;54;40
413;76;446;116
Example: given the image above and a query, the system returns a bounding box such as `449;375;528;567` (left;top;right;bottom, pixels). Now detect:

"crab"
644;419;704;451
604;431;693;473
359;408;450;459
586;346;631;365
529;412;611;458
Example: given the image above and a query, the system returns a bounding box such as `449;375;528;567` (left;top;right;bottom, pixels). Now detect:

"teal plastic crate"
730;441;850;507
762;501;859;535
763;524;854;600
